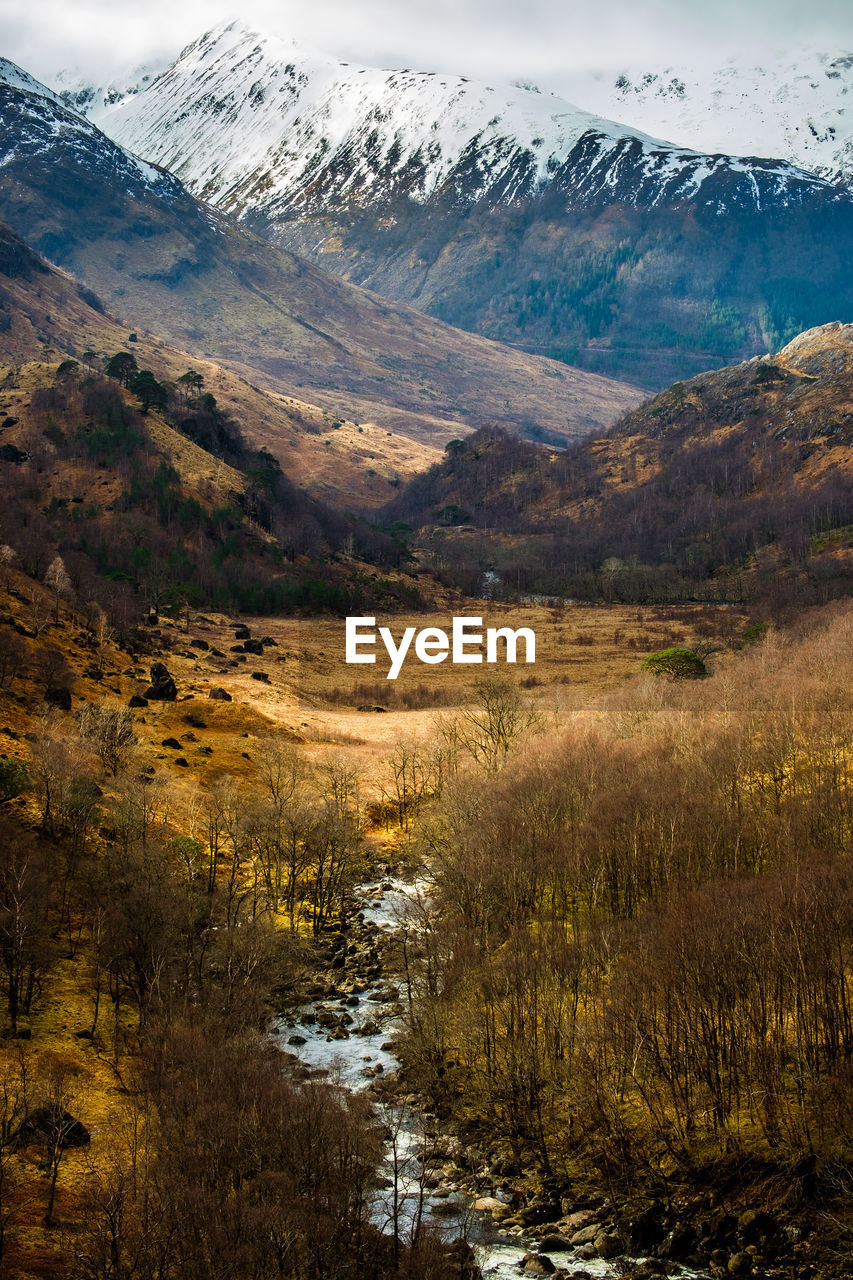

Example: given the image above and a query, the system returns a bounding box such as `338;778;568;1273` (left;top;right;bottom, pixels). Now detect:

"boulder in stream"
522;1254;555;1276
594;1231;622;1259
538;1234;572;1251
570;1223;602;1246
473;1196;506;1214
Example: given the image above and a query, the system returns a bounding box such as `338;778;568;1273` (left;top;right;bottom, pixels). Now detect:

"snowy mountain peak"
49;20;840;235
72;16;838;227
87;17;682;215
0;57;81;113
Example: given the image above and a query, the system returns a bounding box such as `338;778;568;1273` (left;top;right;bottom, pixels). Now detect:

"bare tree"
382;738;437;830
0;1049;29;1264
0;827;54;1032
35;648;75;709
28;726;80;834
35;1057;82;1225
83;604;114;672
255;735;304;810
44;556;74;624
28;591;50;640
0;630;26;692
454;673;541;772
0;545;18;591
77;705;137;777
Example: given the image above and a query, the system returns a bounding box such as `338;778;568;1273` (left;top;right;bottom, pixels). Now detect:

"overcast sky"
2;0;852;91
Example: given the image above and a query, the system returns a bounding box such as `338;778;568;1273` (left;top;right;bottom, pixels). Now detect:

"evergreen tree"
129;369;168;414
104;351;138;387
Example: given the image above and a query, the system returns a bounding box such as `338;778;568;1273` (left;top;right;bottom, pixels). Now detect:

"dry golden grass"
118;601;740;794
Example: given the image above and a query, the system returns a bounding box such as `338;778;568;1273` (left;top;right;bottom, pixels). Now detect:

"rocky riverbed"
273;875;809;1280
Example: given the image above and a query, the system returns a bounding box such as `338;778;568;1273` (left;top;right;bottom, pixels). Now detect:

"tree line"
383;396;852;609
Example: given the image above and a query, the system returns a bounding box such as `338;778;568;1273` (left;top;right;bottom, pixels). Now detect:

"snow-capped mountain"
34;30;853;391
0;56;642;441
0;57;180;201
82;19;838;225
561;52;853;185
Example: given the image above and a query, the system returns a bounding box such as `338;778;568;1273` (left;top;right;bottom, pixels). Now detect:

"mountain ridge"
0;57;641;446
384;321;853;607
58;20;853;389
88;19;838;222
561;51;853;185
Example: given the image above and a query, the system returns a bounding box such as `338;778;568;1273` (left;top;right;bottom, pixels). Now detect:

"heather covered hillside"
385;322;853;605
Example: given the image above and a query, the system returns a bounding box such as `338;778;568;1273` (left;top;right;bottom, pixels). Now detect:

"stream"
273;878;709;1280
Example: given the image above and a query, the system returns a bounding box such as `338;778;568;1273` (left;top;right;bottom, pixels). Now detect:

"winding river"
273;878;707;1280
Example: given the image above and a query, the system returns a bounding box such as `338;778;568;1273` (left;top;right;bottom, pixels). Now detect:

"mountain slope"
0;228;430;609
0;355;424;626
0;58;641;448
386;322;853;606
0;221;441;506
75;21;853;389
562;51;853;185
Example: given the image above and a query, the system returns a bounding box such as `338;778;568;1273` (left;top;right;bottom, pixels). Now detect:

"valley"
0;10;851;1280
0;224;441;505
0;527;849;1278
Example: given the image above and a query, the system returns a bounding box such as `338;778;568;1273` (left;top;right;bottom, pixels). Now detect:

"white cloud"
2;0;851;91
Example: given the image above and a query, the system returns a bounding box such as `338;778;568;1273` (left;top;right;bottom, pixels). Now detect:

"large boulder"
618;1199;667;1252
209;687;232;702
737;1209;778;1247
570;1224;602;1246
13;1108;90;1150
45;686;72;710
594;1231;622;1259
522;1255;555;1276
144;662;177;701
473;1196;507;1214
0;443;28;464
440;1239;479;1279
538;1234;572;1252
561;1209;598;1231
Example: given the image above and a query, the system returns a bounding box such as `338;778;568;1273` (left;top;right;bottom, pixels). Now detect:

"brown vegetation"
0;223;440;507
386;324;853;609
0;361;421;627
394;606;853;1225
